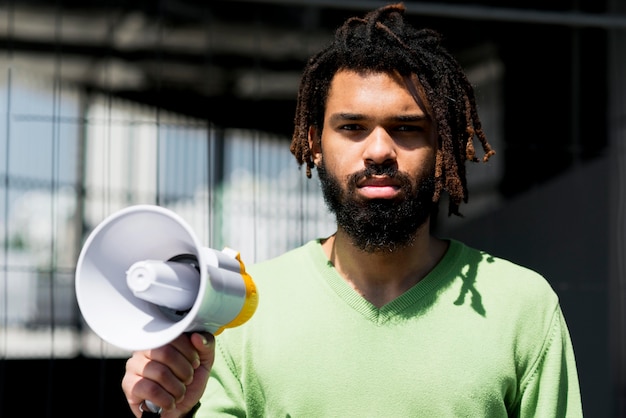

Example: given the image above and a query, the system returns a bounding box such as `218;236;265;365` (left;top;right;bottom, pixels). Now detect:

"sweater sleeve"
515;305;583;418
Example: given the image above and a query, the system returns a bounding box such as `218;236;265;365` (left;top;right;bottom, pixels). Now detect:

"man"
122;4;582;417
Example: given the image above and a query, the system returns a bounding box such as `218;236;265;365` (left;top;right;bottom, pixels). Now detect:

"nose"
363;127;397;167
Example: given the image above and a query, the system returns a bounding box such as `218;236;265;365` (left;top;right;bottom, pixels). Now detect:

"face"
310;70;438;253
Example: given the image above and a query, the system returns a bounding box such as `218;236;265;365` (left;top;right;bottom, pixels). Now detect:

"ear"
308;126;322;166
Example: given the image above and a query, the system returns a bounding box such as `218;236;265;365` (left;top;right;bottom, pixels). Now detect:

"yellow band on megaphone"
213;250;258;336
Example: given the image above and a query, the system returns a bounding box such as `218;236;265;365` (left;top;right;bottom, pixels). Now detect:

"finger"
185;332;215;393
121;370;144;418
169;333;214;411
122;352;150;403
140;354;188;402
124;345;190;407
190;332;215;367
127;372;177;413
122;354;177;416
122;335;214;417
165;334;202;371
147;340;197;386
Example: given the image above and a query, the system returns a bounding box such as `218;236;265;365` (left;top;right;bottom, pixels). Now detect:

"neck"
321;223;448;308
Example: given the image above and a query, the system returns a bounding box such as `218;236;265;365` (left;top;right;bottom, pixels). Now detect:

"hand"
122;332;215;418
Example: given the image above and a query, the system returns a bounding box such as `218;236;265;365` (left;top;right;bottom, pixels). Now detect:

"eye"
389;123;433;148
395;124;426;132
339;123;363;131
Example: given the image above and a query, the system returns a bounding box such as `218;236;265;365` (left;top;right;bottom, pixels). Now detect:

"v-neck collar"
308;238;463;324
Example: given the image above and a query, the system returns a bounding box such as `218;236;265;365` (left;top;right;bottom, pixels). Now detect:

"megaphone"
75;204;258;352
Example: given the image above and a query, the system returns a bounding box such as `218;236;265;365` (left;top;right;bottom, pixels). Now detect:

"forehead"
326;70;430;116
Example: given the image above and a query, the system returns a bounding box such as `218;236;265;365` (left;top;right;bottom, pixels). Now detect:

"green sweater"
199;239;582;417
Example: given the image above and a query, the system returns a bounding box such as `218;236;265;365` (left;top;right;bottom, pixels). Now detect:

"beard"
317;161;436;254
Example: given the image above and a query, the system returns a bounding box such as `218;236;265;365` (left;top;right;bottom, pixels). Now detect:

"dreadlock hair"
290;2;496;217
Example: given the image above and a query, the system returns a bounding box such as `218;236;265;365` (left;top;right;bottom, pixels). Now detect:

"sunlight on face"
314;70;438;253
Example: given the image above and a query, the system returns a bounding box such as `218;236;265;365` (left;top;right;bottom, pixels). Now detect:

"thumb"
171;332;215;414
190;332;215;368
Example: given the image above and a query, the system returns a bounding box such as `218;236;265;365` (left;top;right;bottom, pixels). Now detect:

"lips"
357;175;400;187
357;176;401;199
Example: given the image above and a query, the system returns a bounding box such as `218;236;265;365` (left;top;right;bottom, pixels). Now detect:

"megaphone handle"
140;400;161;417
139;399;202;417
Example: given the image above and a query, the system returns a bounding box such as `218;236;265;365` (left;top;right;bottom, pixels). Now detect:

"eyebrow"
395;114;431;122
328;113;430;123
329;113;365;123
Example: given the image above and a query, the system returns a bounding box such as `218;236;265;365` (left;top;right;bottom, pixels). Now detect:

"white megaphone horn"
75;204;258;352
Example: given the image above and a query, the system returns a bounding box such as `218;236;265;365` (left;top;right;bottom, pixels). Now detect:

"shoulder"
442;241;563;356
248;239;322;278
446;239;559;307
452;239;553;282
242;239;328;299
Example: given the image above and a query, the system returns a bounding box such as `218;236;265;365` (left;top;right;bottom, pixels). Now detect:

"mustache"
347;164;415;192
353;164;398;180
